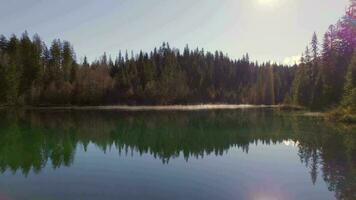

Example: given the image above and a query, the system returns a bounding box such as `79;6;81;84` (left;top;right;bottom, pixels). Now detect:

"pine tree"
320;29;338;107
291;48;314;107
309;33;322;109
0;35;8;52
62;41;74;82
264;65;275;105
49;39;62;82
0;54;9;103
311;32;319;62
341;52;356;110
4;35;21;104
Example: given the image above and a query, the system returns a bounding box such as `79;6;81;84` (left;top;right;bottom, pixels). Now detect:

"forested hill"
0;2;354;110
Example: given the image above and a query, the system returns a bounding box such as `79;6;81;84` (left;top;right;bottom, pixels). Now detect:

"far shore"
0;104;288;111
0;104;332;118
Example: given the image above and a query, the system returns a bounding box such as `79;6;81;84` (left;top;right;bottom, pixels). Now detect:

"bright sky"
0;0;349;65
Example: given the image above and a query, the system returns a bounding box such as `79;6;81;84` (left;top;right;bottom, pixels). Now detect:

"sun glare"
258;0;279;6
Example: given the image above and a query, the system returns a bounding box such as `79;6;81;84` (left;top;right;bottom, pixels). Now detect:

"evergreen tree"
309;33;322;109
83;56;89;68
49;39;62;82
342;53;356;110
311;32;319;62
264;65;275;105
62;41;74;82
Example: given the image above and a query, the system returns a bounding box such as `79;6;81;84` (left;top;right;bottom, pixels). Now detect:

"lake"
0;109;355;200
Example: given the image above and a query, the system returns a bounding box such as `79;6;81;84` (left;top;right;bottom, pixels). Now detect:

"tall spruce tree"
342;52;356;110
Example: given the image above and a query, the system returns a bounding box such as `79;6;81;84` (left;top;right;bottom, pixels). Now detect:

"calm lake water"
0;109;355;200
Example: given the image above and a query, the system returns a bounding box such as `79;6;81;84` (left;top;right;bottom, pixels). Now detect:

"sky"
0;0;350;65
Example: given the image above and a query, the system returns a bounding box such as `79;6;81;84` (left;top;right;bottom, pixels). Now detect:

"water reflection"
0;109;355;199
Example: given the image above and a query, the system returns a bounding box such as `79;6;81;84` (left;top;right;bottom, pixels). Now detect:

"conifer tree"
342;53;356;110
62;41;74;82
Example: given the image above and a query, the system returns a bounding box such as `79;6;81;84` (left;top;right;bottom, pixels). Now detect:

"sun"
258;0;279;6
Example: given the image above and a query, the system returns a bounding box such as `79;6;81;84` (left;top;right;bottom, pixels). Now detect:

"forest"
0;2;354;114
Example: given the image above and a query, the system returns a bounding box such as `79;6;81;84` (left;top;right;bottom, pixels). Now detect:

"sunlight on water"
282;140;299;147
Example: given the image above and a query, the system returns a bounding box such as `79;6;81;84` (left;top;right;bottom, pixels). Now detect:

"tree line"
0;35;293;106
290;2;356;112
0;1;354;110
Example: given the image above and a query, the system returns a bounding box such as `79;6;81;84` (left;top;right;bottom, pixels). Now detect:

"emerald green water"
0;109;355;200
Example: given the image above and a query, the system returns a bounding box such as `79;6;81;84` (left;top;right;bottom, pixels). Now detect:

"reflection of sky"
0;0;349;64
0;142;334;200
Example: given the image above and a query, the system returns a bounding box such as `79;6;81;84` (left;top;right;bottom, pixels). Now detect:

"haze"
0;0;349;64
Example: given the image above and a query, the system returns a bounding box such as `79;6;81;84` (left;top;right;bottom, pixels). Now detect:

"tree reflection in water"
0;109;354;199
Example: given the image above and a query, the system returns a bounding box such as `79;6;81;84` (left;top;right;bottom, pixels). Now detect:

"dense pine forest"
0;35;294;106
0;2;354;113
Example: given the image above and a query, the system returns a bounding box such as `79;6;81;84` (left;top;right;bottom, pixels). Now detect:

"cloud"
283;55;301;66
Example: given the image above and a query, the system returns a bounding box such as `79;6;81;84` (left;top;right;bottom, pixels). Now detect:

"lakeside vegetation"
0;2;354;120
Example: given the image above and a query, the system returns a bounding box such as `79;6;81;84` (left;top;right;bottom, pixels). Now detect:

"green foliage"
327;107;356;123
291;60;314;107
104;44;291;105
342;53;356;110
291;2;355;111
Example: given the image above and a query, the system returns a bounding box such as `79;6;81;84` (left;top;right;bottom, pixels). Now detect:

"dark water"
0;109;355;200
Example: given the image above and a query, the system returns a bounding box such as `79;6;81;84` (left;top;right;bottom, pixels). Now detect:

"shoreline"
1;104;284;111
